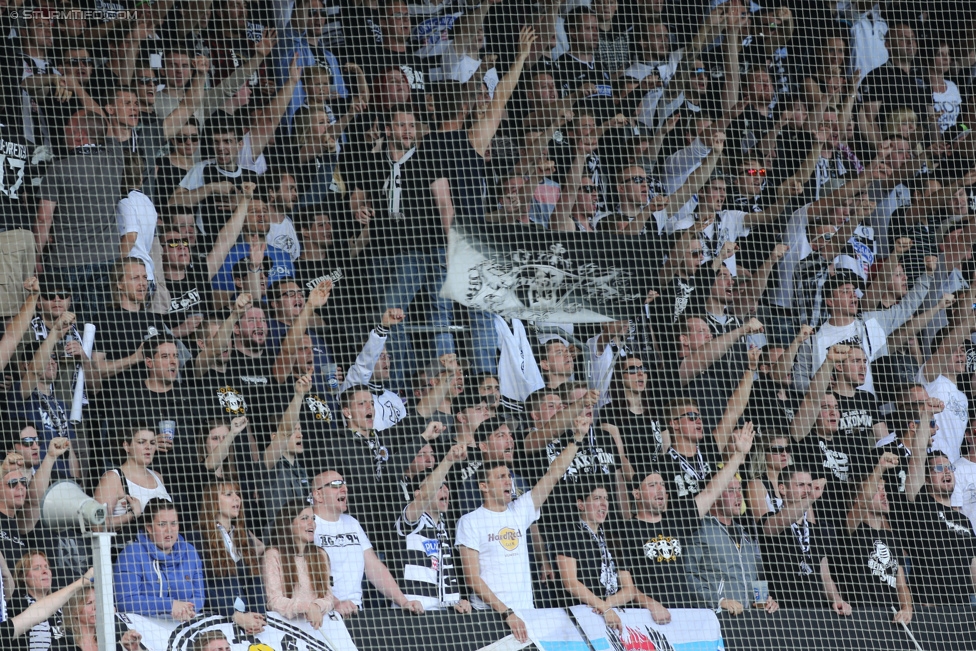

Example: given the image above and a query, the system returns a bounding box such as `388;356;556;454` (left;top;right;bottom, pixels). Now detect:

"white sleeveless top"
111;469;172;516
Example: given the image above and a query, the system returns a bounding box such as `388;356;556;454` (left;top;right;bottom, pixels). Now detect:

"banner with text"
125;612;359;651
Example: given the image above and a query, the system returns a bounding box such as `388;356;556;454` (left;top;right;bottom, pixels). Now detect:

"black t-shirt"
190;163;260;245
658;442;720;501
343;147;439;253
759;514;827;608
890;491;976;605
102;379;202;519
614;496;702;608
94;309;168;362
792;434;877;526
834;523;901;608
0;511;31;570
554;54;616;119
599;403;664;475
217;350;277;437
551;142;609;217
860;63;929;129
163;263;214;320
686;312;748;435
726;107;776;158
875;433;911;496
422;130;488;224
746;376;800;436
833;390;884;441
0;124;33;231
363;47;428;92
552;520;621;604
265;378;339;470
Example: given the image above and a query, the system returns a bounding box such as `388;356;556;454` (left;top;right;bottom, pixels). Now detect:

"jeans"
50;260;115;325
377;249;455;389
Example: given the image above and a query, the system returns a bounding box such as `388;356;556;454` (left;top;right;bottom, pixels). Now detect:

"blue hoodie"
114;532;206;617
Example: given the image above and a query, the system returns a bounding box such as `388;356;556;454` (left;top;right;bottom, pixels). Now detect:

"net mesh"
0;0;975;649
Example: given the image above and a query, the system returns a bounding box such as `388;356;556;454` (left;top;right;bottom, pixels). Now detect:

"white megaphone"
40;481;106;531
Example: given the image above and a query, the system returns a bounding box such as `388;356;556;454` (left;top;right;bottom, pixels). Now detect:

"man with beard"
343;104;453;388
892;401;976;605
618;424;755;622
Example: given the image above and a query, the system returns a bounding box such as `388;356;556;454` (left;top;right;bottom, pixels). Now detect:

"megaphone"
41;481;106;530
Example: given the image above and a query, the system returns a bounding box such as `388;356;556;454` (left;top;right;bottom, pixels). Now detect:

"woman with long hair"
63;587;143;651
263;499;335;628
197;481;267;634
93;427;171;533
10;551;68;651
601;354;670;475
745;434;792;520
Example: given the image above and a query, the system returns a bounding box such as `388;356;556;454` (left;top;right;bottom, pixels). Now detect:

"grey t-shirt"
39;139;125;267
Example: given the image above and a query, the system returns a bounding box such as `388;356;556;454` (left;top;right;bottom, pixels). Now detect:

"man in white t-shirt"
921;311;976;462
792;265;932;394
310;469;424;615
456;412;591;642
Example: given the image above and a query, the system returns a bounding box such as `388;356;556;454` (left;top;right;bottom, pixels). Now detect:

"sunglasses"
629;176;647;184
68;57;93;66
768;445;790;453
624;366;646;375
17;437;39;446
6;478;28;489
315;479;346;490
165;239;190;248
745;168;766;177
174;135;199;144
932;464;955;473
677;412;701;422
693;67;707;76
134;76;157;85
42;292;71;300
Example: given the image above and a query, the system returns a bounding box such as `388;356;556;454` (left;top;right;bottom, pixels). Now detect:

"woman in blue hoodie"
114;499;206;621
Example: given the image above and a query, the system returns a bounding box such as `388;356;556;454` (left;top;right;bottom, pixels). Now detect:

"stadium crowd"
0;0;975;648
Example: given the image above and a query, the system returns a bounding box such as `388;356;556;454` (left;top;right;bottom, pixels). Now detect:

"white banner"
570;606;725;651
125;611;359;651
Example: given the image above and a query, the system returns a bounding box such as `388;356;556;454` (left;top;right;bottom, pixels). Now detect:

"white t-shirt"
268;218;301;261
313;514;371;606
924;374;968;462
934;80;962;132
813;318;887;394
950;456;976;532
116;190;158;282
455;491;539;611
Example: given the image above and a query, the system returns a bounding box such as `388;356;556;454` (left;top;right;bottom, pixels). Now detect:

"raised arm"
679;317;762;385
468;27;537;156
404;444;465;525
905;398;944;501
22;311;75;399
710;350;758;454
845;452;900;532
272;280;333;383
791;344;847;441
205;183;255;278
694;423;754;517
194;293;251;376
531;414;589;510
770;325;814;386
0;279;40;375
263;375;311;469
204;416;248;471
250;52;301;157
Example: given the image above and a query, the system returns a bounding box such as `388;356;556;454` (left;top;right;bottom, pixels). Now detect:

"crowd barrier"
125;605;976;651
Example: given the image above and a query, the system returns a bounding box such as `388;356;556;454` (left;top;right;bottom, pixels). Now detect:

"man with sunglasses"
891;422;976;606
310;469;425;615
158;223;215;330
